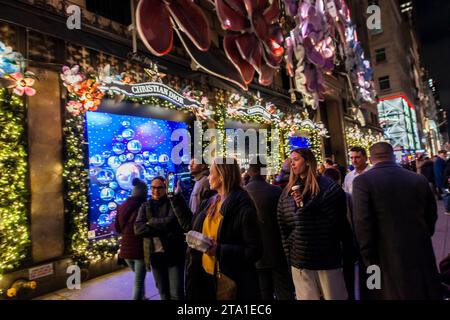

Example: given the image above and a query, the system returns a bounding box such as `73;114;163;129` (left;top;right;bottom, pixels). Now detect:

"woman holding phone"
134;175;191;300
277;148;352;300
185;157;262;300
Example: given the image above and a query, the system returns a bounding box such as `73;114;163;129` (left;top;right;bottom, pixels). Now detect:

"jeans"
125;259;147;300
151;253;184;300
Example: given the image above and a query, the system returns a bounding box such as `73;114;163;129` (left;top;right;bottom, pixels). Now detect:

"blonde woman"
186;157;262;300
277;148;352;300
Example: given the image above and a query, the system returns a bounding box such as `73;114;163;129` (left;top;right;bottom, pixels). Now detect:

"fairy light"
345;125;384;158
0;88;30;277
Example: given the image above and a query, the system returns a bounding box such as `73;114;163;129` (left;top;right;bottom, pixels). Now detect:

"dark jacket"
277;175;351;270
186;188;262;300
352;161;442;300
244;176;286;269
443;158;450;188
421;160;435;183
434;157;446;188
134;194;192;270
115;196;146;260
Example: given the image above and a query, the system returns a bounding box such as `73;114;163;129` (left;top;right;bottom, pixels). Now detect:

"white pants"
291;267;348;300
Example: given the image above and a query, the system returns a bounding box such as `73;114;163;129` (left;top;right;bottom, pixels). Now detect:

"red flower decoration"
136;0;210;56
216;0;284;86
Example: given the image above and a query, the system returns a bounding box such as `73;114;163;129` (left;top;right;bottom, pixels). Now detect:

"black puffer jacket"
277;175;351;270
186;188;262;300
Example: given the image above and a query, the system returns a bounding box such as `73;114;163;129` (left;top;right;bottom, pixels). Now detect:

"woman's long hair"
284;148;320;197
212;157;243;196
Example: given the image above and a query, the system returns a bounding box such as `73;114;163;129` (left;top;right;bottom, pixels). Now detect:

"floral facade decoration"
284;0;336;109
217;0;284;86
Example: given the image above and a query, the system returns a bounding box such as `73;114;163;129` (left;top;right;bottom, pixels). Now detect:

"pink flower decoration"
8;72;36;96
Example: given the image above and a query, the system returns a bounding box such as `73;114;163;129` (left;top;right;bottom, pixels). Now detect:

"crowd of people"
114;142;450;300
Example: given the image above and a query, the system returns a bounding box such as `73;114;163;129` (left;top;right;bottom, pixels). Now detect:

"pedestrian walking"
352;142;442;300
134;176;192;300
114;178;148;300
185;157;262;300
277;148;352;300
433;150;447;198
245;161;295;300
188;159;214;214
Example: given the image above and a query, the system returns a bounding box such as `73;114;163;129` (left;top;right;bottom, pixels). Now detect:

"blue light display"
289;136;310;151
86;111;190;238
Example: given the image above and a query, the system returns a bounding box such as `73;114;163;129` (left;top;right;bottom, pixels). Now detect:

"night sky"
415;0;450;113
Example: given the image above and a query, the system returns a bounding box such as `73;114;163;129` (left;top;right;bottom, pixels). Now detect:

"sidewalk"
35;268;161;300
37;201;450;300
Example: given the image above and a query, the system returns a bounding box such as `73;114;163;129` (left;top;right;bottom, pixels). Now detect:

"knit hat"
131;178;148;198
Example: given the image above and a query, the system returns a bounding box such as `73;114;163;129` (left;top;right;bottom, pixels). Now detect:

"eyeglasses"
151;186;165;190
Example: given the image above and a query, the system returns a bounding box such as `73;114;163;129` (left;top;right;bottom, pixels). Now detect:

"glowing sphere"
154;166;164;176
119;154;127;162
108;202;117;211
97;214;110;227
89;168;99;177
115;190;129;205
142;151;150;159
148;153;158;163
127;140;142;154
109;182;119;189
159;154;170;163
134;155;144;164
126;153;135;161
101;151;111;158
121;121;131;128
96;169;115;184
145;168;155;180
107;156;122;169
115;162;146;190
122;129;135;140
112;142;126;155
135;122;166;148
99;204;109;214
100;188;115;201
89;155;105;167
143;160;151;167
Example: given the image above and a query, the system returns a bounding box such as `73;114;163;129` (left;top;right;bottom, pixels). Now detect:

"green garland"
0;88;30;277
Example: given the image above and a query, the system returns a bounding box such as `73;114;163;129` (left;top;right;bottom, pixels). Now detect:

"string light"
345;125;384;157
0;88;30;277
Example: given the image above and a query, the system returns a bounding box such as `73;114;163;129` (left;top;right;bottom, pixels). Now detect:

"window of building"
375;48;386;63
86;0;132;26
378;76;391;91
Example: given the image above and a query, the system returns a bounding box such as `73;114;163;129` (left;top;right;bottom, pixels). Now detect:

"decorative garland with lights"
0;88;30;276
345;125;384;157
0;40;36;278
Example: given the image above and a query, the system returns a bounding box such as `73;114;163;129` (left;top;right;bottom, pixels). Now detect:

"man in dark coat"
244;162;295;300
352;142;442;300
433;150;447;197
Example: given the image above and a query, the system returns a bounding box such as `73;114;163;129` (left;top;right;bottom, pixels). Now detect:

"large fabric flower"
0;41;19;76
216;0;284;86
136;0;210;56
6;72;37;96
60;65;84;93
284;0;336;108
75;79;105;112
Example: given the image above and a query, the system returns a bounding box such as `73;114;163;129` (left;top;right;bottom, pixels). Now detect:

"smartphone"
167;172;176;195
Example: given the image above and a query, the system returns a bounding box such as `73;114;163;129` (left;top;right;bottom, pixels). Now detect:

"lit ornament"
115;163;146;190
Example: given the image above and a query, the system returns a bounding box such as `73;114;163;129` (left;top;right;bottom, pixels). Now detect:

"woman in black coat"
277;148;352;300
134;176;192;300
185;157;262;300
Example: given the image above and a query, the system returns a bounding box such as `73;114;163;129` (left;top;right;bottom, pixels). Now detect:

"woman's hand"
291;190;303;208
206;238;217;256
